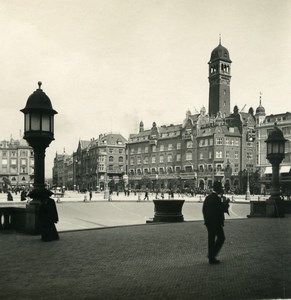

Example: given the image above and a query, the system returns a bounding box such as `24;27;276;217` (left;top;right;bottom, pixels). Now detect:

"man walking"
202;181;229;264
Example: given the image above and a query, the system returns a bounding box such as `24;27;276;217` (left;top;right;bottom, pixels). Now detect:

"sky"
0;0;291;177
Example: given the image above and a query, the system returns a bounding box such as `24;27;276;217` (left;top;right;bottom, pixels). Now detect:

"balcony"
0;207;26;231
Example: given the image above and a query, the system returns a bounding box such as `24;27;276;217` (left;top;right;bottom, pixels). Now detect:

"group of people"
6;189;29;202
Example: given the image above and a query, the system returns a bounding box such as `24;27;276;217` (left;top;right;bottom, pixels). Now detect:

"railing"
0;207;26;231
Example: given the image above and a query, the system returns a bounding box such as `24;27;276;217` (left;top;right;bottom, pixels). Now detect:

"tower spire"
259;91;263;105
219;34;221;45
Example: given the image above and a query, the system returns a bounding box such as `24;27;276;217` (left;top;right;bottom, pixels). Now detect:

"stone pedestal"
147;200;185;223
25;201;41;235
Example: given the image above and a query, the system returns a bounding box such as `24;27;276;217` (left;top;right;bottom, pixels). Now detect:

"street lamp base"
266;197;285;218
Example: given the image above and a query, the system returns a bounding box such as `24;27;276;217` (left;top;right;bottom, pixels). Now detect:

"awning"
280;166;291;174
264;167;272;174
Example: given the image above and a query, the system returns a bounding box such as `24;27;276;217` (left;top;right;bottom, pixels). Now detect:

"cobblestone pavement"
1;217;291;300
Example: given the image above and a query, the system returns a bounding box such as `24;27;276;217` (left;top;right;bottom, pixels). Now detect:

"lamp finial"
38;81;42;89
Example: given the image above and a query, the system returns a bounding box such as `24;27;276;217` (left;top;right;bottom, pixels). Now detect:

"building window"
167;167;173;173
199;152;203;160
159;167;164;174
175;166;181;172
152;156;156;163
167;154;173;162
226;151;230;158
11;158;17;165
152;145;156;152
145;146;148;153
109;148;114;154
118;156;123;163
130;148;135;154
209;139;213;146
225;138;229;145
235;151;239;159
159;145;164;152
144;156;148;164
2;151;7;157
168;144;173;150
159;154;164;163
247;152;253;159
216;164;222;171
119;149;123;154
209;151;212;159
186;151;192;161
216;137;223;145
199;165;204;172
234;164;239;173
177;143;181;150
176;154;181;162
137;157;141;164
137;147;141;154
235;139;239;146
215;151;223;159
109;156;114;162
109;165;114;170
186;141;193;148
130;157;134;165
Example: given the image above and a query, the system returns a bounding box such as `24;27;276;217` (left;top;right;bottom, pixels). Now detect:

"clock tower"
208;39;232;117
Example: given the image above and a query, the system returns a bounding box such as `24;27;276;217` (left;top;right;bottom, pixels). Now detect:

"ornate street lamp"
21;82;57;233
265;124;287;217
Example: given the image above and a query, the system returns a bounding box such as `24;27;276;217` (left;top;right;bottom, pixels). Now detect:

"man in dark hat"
202;181;229;264
38;190;59;242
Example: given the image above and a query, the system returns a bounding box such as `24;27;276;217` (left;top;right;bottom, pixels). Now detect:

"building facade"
0;138;34;191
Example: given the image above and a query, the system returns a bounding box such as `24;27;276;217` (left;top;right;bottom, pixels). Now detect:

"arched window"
118;156;123;163
109;156;114;162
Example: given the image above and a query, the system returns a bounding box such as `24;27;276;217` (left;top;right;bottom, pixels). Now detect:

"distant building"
255;106;291;194
52;152;73;189
0;137;34;191
53;133;127;191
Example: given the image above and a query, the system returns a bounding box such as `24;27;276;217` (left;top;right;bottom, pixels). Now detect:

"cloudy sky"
0;0;290;177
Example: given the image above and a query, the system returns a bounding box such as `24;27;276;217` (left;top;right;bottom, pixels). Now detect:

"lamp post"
21;82;57;233
265;124;287;217
245;169;251;200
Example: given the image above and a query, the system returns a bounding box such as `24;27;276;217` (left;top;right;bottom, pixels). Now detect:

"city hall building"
126;41;262;193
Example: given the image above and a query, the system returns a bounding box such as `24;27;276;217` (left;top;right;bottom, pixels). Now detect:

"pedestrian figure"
39;193;59;242
144;189;149;201
89;190;92;201
7;191;13;201
202;181;229;264
84;192;88;202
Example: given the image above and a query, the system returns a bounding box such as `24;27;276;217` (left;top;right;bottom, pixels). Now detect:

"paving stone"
0;217;290;299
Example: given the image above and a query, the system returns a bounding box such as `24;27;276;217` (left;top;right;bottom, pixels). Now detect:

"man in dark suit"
202;181;229;264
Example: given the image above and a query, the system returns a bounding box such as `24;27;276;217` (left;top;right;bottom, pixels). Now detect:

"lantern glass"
31;113;41;131
267;143;272;155
273;142;279;154
25;113;30;132
51;115;54;134
279;143;284;154
42;114;50;132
